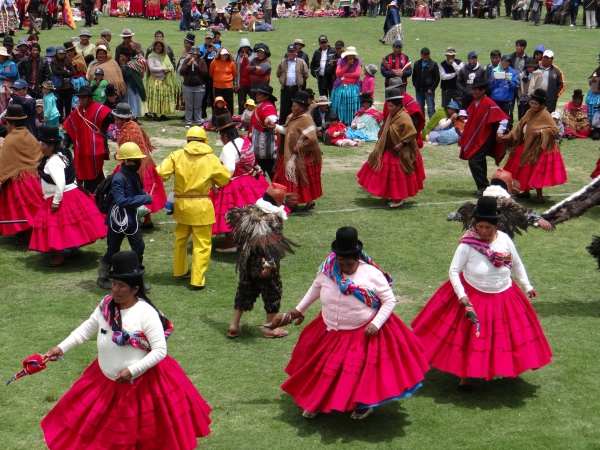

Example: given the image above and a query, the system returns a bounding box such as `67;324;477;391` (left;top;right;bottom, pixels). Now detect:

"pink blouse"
295;261;397;330
361;74;375;95
336;58;362;85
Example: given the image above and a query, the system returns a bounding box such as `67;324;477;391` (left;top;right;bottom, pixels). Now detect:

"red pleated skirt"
357;149;426;200
591;157;600;179
29;189;107;253
129;0;144;14
273;157;323;204
41;356;212;450
410;276;552;381
209;173;269;235
0;174;43;236
503;144;567;191
114;164;167;214
146;2;161;17
281;313;429;413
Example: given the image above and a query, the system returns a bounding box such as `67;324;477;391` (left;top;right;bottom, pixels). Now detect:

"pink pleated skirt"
503;144;567;191
281;313;429;413
411;276;552;381
0;174;43;235
41;356;212;450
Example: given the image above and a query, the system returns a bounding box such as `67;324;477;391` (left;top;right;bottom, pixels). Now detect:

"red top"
249;101;278;136
239;55;251;87
327;122;348;143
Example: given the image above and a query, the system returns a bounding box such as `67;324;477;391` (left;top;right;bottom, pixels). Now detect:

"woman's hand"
51;203;59;213
364;323;379;335
44;347;63;359
527;289;538;300
115;368;132;383
393;142;403;152
458;296;469;306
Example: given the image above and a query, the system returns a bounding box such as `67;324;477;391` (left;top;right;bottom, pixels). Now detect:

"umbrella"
5;354;63;386
464;301;480;338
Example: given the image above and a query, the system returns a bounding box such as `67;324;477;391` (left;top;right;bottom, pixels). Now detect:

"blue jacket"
106;168;152;233
489;66;518;103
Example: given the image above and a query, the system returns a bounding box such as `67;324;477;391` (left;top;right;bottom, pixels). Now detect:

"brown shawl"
0;127;42;183
72;52;88;75
276;112;322;187
502;107;559;166
87;58;126;96
229;12;244;31
367;106;418;174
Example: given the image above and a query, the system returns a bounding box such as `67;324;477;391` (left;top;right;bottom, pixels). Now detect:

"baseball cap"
445;46;457;55
94;68;104;75
319;35;328;43
421;47;430;55
468;51;478;59
551;111;561;120
287;44;296;52
13;79;28;89
534;45;546;53
543;50;554;58
220;48;230;55
205;31;214;39
393;40;403;47
334;40;344;49
501;55;511;62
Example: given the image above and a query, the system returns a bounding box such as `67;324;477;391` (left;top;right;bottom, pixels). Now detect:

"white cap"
551;111;561;120
543;50;554;58
220;48;229;55
458;109;468;117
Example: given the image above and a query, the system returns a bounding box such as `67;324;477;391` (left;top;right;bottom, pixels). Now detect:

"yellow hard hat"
185;126;207;142
118;142;146;160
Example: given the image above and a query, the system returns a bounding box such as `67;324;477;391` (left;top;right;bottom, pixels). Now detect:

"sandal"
351;407;373;420
302;410;320;419
264;328;289;339
226;327;240;339
388;200;404;208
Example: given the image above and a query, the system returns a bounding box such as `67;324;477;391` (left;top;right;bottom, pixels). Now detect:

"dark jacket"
310;47;336;80
106;168;152;233
456;62;486;99
508;51;530;75
539;64;565;112
180;58;209;87
412;59;440;93
50;58;75;90
10;94;37;136
310;106;333;130
17;56;51;94
325;53;342;92
439;58;462;91
484;62;501;96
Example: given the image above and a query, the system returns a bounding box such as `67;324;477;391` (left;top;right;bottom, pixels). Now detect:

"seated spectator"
327;113;363;147
512;0;528;19
347;93;383;142
442;0;455;17
454;109;468;136
551;111;565;143
311;95;333;144
422;100;460;142
563;89;591;139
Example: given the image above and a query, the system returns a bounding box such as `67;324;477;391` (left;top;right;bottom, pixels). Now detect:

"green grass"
1;15;600;450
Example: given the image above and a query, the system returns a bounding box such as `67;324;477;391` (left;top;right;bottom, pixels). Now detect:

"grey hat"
55;45;66;54
385;88;403;101
205;31;215;39
17;38;29;48
386;77;406;89
79;29;92;37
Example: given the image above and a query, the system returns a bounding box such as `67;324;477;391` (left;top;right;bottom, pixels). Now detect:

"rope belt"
174;194;209;198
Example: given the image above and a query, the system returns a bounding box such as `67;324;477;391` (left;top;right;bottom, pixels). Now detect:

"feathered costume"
226;197;299;314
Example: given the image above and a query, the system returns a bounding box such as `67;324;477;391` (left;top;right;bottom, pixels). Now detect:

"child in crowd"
240;98;255;130
551;111;565;143
90;68;108;103
328;113;363;147
360;64;377;99
252;0;261;12
276;0;287;16
35;99;44;132
41;80;60;128
454;109;467;136
205;96;229;132
102;84;123;110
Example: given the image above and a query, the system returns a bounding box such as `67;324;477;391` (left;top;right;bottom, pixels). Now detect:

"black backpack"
94;172;127;214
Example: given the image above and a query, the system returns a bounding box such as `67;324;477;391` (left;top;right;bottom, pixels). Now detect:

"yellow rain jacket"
156;141;231;226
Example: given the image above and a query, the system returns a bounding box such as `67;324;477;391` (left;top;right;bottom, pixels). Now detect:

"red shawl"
63;102;112;181
459;96;509;165
249;101;278;135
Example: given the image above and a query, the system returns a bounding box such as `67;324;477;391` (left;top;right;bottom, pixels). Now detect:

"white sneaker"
185;124;191;129
570;23;574;26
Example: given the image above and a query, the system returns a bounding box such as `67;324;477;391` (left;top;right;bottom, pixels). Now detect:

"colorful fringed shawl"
460;229;513;269
99;295;173;352
320;251;393;309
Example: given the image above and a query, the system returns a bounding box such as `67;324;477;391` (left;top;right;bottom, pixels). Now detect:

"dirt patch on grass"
151;137;187;148
395;294;416;303
322;155;366;172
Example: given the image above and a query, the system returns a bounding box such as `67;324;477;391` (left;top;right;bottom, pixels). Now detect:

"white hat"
551;111;561;120
219;48;229;55
314;95;331;106
341;46;358;59
0;47;10;57
458;109;468;117
543;50;554;58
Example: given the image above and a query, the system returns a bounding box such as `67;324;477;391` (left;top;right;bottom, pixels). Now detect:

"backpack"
94;172;127;214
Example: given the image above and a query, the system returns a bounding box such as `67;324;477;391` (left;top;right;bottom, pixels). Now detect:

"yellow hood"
184;141;214;155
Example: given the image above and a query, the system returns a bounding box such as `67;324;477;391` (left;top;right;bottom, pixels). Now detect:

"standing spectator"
276;44;309;124
247;43;272;98
361;64;377;98
76;30;96;61
412;47;439;120
539;50;565;113
146;40;176;121
65;41;90;96
234;38;252;115
248;83;278;180
518;58;542;119
509;39;530;120
505;0;513;15
118;47;147;119
369;0;379;16
199;31;221;119
209;47;237;116
26;0;41;34
7;79;37;136
181;47;208;128
50;46;75;121
41;80;60;128
489;55;518;128
145;30;176;66
439;46;463;108
156;127;231;290
324;41;344;99
15;38;29;64
292;39;309;65
310;35;336;97
94;29;113;54
584;0;597;28
262;0;273;23
181;0;192;31
311;95;333;144
380;40;412;87
331;46;362;125
484;50;501;95
82;0;94;28
63;86;112;192
380;1;403;43
17;42;51;98
458;76;509;195
114;29;144;63
570;0;579;25
456;51;486;110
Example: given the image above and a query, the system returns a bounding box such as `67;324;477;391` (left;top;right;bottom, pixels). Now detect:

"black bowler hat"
215;112;237;132
470;76;488;89
108;251;146;279
359;92;373;104
105;84;117;97
250;82;277;102
117;45;131;57
572;89;584;99
331;227;363;256
291;90;311;106
2;36;13;46
74;85;94;97
4;104;27;120
184;32;196;44
472;196;502;221
530;88;547;104
38;126;62;143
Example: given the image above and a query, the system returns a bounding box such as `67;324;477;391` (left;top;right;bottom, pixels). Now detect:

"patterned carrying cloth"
460;229;513;269
319;251;393;309
99;295;173;351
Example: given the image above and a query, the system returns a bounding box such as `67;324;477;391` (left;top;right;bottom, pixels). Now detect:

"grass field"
1;14;600;450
